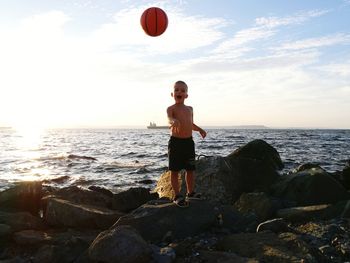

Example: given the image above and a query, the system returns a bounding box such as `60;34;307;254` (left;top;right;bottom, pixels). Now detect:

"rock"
0;223;11;237
88;225;152;263
43;186;112;209
0;211;46;232
13;230;52;245
271;166;349;206
256;218;291;233
196;250;258;263
195;156;241;203
88;186;114;198
340;164;350;189
0;181;42;214
234;192;282;221
44;197;124;229
113;199;220;243
33;240;89;263
216;231;324;262
226;139;283;192
276;204;332;222
155;140;283;204
111;187;158;212
150;245;176;263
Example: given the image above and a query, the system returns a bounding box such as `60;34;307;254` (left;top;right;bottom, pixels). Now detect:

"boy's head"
172;80;188;103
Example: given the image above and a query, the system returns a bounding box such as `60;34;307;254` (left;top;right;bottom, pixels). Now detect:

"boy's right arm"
167;107;180;132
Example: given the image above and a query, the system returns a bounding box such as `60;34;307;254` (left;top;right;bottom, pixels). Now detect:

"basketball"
140;7;168;37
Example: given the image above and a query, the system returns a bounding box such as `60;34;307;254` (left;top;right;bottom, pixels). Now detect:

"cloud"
276;33;350;51
255;10;329;28
212;9;329;57
89;5;226;55
316;62;350;77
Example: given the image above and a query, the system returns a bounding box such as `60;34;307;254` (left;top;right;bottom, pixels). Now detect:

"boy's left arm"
193;123;207;139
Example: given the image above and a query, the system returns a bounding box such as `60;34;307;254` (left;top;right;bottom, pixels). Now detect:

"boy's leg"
186;170;202;200
170;171;180;196
185;170;194;194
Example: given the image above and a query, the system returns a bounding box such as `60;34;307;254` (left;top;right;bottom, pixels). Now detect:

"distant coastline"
203;125;269;129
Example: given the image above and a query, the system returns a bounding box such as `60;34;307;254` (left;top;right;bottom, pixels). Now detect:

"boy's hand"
199;129;207;139
170;119;180;133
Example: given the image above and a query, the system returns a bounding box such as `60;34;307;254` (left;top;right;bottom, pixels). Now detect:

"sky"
0;0;349;129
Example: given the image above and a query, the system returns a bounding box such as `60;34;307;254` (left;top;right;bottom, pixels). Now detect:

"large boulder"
88;225;152;263
216;231;324;262
226;139;283;194
111;187;158;212
155;139;283;204
270;166;349;206
0;181;42;214
43;186;112;209
44;197;124;229
114;199;224;243
234;192;282;222
0;211;46;232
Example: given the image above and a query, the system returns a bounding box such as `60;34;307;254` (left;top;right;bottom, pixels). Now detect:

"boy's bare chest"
173;107;192;119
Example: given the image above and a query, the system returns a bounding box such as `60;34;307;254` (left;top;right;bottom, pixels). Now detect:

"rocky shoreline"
1;139;350;262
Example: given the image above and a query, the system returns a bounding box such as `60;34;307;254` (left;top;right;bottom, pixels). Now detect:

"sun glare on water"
10;124;52;182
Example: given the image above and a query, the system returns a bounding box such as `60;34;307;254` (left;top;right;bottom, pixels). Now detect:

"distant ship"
147;122;169;129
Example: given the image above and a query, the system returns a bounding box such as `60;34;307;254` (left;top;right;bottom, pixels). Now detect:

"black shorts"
168;136;196;171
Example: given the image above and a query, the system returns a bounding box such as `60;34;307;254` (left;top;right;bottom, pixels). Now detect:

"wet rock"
216;231;324;262
42;186;112;209
271;166;349;206
0;211;46;232
88;225;152;263
0;224;11;237
88;186;114;198
0;181;42;215
111;187;158;212
197;250;258;263
256;218;291;233
44;197;124;229
113;199;220;243
234;192;282;221
277;204;332;222
13;230;52;245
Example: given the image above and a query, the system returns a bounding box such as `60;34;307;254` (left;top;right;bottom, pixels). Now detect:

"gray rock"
88;225;152;263
113;199;220;243
216;231;323;262
234;192;282;221
271;167;349;206
0;211;45;232
111;187;158;212
42;186;112;210
0;223;11;237
256;218;291;233
44;197;124;229
276;204;332;222
0;181;42;214
13;230;52;245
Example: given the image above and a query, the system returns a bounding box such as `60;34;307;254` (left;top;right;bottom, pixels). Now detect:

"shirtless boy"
167;80;207;207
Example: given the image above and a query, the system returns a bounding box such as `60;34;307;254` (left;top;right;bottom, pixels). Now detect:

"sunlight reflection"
14;125;45;150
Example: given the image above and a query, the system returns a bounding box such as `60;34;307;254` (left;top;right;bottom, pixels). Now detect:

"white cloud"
212;9;329;57
276;33;350;51
255;10;329;28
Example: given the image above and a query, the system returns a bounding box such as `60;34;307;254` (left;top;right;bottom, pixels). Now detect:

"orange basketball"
140;7;168;37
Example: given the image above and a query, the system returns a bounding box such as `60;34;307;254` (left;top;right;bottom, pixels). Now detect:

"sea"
0;128;349;193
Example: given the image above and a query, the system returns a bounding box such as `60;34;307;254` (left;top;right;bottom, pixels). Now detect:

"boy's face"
171;83;188;103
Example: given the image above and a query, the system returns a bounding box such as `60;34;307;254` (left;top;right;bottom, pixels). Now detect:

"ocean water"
0;128;349;192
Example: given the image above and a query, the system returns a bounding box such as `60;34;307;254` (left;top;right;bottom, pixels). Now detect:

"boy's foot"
186;191;202;200
173;195;189;208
